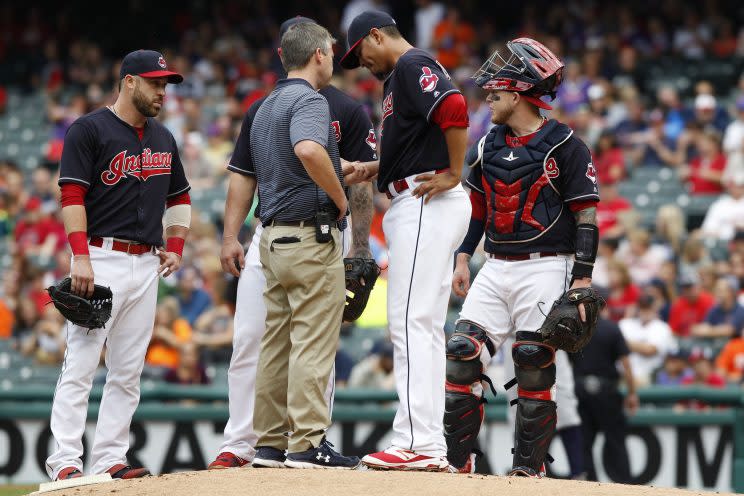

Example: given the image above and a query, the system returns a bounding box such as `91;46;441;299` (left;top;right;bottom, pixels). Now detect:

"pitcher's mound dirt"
36;468;739;496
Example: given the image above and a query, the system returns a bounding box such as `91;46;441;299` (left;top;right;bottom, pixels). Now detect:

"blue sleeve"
59;121;97;187
457;218;485;256
554;137;600;202
399;55;459;121
339;105;377;162
227;99;264;176
167;136;191;197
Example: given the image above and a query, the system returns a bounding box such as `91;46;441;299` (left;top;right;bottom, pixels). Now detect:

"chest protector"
479;119;572;249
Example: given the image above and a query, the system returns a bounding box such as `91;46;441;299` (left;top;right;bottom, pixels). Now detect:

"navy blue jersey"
378;48;460;192
58;108;190;246
228;85;377;178
466;120;599;254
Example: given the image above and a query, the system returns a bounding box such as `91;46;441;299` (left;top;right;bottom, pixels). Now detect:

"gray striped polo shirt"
250;78;345;226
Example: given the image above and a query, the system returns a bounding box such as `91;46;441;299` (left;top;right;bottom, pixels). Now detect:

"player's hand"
71;255;95;297
156;249;181;278
412;171;460;204
570;277;592;322
341;159;357;177
220;237;245;277
624;392;639;416
343;162;367;185
452;262;471;298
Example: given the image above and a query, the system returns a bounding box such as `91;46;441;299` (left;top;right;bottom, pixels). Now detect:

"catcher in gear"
47;277;113;330
343;258;381;321
447;37;601;478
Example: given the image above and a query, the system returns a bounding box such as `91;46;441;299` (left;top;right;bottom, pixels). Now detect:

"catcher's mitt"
47;277;113;330
343;258;380;322
538;287;605;353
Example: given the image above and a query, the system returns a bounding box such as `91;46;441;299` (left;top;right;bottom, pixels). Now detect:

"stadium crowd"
1;0;744;398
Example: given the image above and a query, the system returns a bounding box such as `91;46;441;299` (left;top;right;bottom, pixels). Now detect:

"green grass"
0;486;36;496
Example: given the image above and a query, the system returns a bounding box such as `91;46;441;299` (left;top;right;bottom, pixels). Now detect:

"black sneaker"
253;446;287;468
284;438;360;469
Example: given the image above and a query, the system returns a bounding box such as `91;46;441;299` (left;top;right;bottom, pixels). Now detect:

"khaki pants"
254;224;345;453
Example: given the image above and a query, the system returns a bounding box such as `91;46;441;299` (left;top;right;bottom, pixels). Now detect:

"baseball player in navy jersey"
208;17;376;470
444;38;600;477
46;50;191;481
340;11;470;471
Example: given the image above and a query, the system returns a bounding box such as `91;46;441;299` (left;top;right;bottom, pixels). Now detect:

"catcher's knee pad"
444;320;495;469
509;330;557;476
512;330;556;392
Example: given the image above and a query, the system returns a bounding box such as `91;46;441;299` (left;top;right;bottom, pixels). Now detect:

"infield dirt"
28;468;740;496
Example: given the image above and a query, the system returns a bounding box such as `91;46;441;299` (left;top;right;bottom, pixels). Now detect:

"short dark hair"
378;25;402;39
281;22;336;72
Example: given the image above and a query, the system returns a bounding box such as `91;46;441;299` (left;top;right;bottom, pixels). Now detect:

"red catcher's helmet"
473;38;564;106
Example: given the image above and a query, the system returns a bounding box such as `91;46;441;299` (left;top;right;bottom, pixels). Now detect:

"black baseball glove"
47;277;113;330
343;258;381;322
538;287;604;353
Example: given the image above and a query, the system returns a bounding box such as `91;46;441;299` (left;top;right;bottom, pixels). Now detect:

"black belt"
576;375;619;394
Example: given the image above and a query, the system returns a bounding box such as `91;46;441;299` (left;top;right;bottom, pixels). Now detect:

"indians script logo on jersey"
331;120;341;143
586;162;597;184
101;148;173;185
419;67;439;93
382;93;394;122
365;129;377;150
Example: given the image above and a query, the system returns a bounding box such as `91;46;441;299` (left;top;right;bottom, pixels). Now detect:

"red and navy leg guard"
508;330;557;477
444;320;495;470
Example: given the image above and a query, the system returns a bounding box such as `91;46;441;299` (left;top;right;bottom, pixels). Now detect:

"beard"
132;86;160;117
490;105;514;125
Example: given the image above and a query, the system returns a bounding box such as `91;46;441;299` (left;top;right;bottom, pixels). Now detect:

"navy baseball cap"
279;16;317;39
340;10;397;69
120;50;183;84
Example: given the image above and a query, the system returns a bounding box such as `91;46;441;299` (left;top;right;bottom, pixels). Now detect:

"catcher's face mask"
473;38;564;110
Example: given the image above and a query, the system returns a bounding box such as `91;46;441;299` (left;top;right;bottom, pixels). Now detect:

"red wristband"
68;231;89;256
166;237;185;257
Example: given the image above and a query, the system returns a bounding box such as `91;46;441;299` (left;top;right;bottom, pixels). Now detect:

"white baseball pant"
46;242;159;479
383;178;470;456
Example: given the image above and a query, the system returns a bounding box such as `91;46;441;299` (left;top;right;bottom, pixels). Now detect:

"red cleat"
208;452;250;470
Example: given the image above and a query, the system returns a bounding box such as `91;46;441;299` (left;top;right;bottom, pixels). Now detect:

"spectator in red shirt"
678;346;726;410
682;346;725;387
594;131;626;185
668;272;716;337
606;259;641;321
13;197;67;258
678;129;726;195
596;182;632;239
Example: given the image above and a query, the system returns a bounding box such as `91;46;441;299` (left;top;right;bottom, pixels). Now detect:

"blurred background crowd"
2;0;744;403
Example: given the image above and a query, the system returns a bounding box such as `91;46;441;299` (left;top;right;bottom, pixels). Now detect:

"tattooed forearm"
349;182;374;258
573;206;597;226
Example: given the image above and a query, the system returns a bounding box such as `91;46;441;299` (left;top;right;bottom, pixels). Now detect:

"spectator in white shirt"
414;0;444;53
619;294;677;386
723;96;744;155
700;172;744;242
